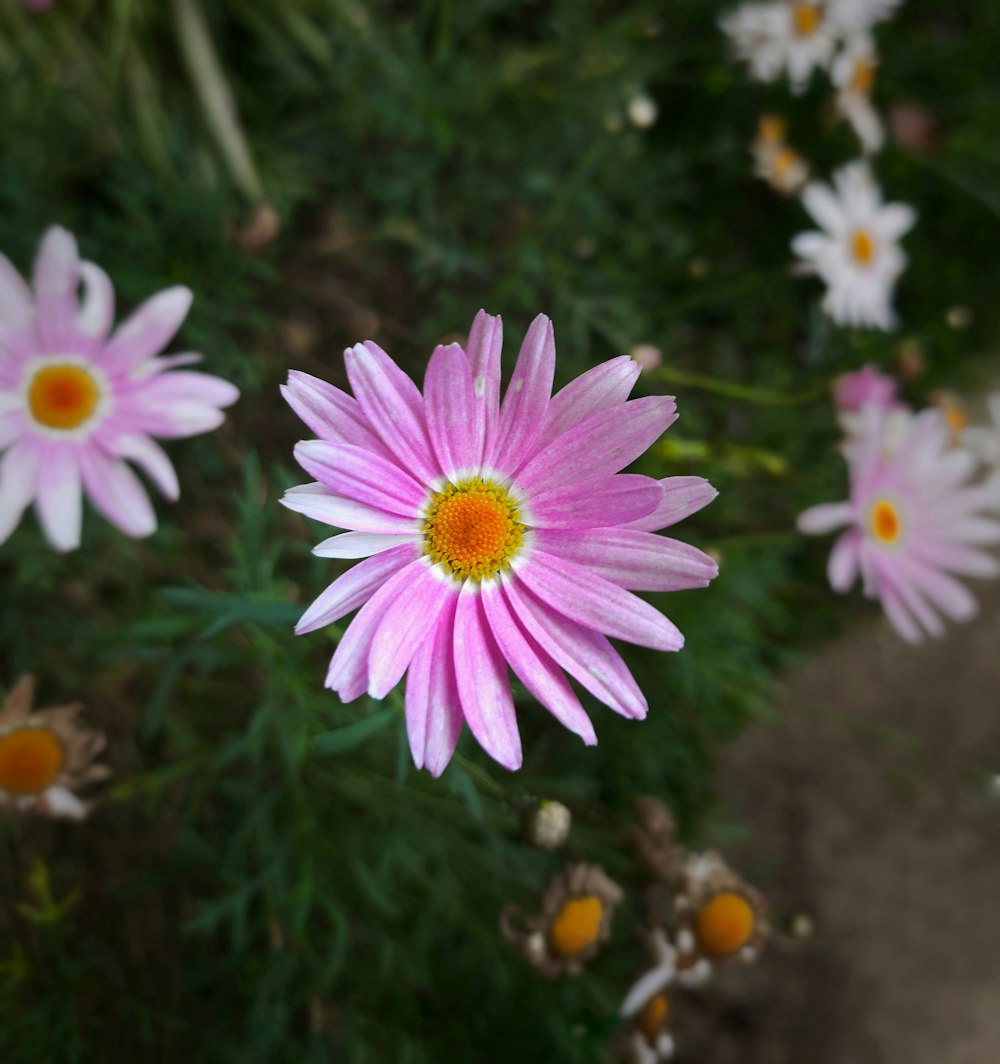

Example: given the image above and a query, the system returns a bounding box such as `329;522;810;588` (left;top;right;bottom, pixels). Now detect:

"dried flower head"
501;863;623;977
751;115;810;196
630;796;683;881
0;676;110;820
526;799;572;852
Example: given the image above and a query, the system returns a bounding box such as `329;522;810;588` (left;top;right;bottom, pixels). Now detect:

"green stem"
656;366;827;405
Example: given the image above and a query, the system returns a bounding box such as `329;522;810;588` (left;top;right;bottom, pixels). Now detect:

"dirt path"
697;586;1000;1063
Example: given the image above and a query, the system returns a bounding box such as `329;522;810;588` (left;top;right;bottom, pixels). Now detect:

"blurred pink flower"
23;0;55;11
832;364;900;412
282;311;718;774
799;406;1000;642
0;227;239;551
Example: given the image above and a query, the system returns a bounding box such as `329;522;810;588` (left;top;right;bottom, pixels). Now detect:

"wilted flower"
832;36;884;153
630;796;683;881
500;863;623;977
282;312;718;775
833;364;899;413
627;94;659;130
799;405;1000;642
720;1;836;94
526;798;572;851
0;227;239;551
792;161;916;329
629;344;663;374
625;985;675;1062
751;115;810;196
0;675;110;820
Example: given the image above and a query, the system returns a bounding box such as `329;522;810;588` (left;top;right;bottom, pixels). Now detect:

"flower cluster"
722;0;915;329
799;366;1000;642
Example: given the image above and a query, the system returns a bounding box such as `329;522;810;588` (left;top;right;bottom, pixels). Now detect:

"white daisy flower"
826;0;904;35
751;115;810;196
833;36;884;153
961;393;1000;511
720;1;837;94
792;161;916;329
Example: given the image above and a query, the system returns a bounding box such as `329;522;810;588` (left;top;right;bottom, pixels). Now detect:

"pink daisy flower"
832;364;900;414
798;405;1000;643
282;311;719;775
0;227;239;551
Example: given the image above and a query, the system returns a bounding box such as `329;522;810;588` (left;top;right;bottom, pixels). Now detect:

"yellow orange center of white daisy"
0;727;65;796
851;229;875;265
28;363;100;430
792;2;821;36
869;499;901;545
694;891;755;957
637;993;671;1041
423;479;524;581
774;147;801;179
943;404;967;442
758;115;786;144
548;895;604;957
851;58;875;94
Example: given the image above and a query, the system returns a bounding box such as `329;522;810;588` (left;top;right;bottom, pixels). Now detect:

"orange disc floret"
28;364;100;430
695;891;755;957
792;2;821;36
0;728;65;796
852;229;875;266
423;479;524;580
870;499;901;545
637;993;671;1041
547;895;604;958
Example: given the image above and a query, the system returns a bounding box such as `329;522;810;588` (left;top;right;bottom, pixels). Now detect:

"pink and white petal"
527;475;663;529
490;314;555;477
879;587;923;644
281;483;421;534
798;501;853;535
367;561;454;698
0;253;34;335
0;411;27;450
453;584;522;770
76;261;115;344
112;434;179;501
901;556;978;624
296;543;420;635
293;441;426;518
344;341;440;486
513;396;677;497
78;450;157;538
324;560;427;701
313;531;421;559
405;594;463;775
131;369;239;409
501;577;647;719
281;371;389;455
424;342;483;478
131;403;227;439
35;445;82;553
827;530;861;592
538;355;640;448
0;439;42;546
534;527;718;591
134;351;203;377
912;539;999;579
32;227;81;351
98;287;193;373
465;310;503;467
481;581;595;744
516;551;684;652
874;555;944;639
625;476;718;531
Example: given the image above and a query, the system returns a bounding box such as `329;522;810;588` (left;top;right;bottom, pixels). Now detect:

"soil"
687;585;1000;1064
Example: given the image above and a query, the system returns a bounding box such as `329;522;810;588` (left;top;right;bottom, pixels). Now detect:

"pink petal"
512;395;677;497
35;445;82;552
424;342;484;479
294;441;426;518
281;483;420;534
367;562;454;698
0;252;34;336
113;434;180;501
324;560;426;701
900;556;977;623
76;262;115;343
481;581;595;744
516;551;684;651
827;530;861;592
296;544;419;635
798;501;853;535
99;287;193;373
313;531;421;559
490;314;555;477
0;439;42;545
911;539;999;579
466;310;503;467
538;355;640;448
78;450;157;538
880;587;923;644
281;371;389;455
344;341;440;486
874;555;943;639
527;475;663;529
32;227;81;352
534;528;718;591
453;585;522;770
501;578;647;719
405;594;463;775
625;476;718;531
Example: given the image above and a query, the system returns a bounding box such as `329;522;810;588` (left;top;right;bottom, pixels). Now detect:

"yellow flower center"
28;363;100;430
548;895;604;957
695;891;755;957
637;993;671;1041
422;479;524;581
852;229;875;265
792;2;821;36
869;499;901;545
0;728;65;796
851;58;875;94
944;404;967;442
774;147;800;179
758;115;786;144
